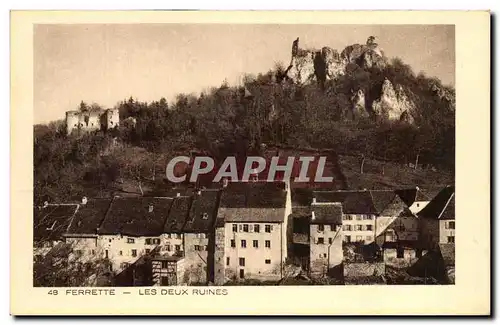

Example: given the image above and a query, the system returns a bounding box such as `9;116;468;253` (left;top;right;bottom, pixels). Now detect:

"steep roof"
34;204;79;241
163;196;192;233
370;190;398;214
219;182;286;209
99;197;173;236
395;187;430;206
183;190;220;233
291;188;313;207
311;203;343;225
66;199;112;235
313;190;377;215
417;186;455;220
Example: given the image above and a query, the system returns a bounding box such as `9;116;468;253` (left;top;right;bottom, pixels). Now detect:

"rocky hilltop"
282;36;453;124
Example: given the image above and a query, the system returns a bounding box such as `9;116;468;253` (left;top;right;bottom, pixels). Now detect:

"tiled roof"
370;190;398;214
219;182;286;209
163;196;192;233
311;203;343;225
99;197;173;236
219;207;285;223
291;188;313;207
183;190;220;233
313;190;377;215
66;199;112;235
34;204;79;241
417;186;455;220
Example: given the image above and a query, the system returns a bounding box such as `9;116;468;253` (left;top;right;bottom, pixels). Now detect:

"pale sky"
34;24;455;124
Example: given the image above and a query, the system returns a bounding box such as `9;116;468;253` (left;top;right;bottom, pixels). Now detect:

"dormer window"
202;212;208;220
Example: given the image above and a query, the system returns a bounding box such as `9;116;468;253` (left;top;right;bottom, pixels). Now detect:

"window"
176;234;181;239
166;234;171;239
398;223;405;231
366;225;373;231
343;215;353;221
317;237;324;245
91;250;95;255
253;240;259;248
205;245;208;251
165;245;171;251
239;257;245;267
343;225;352;231
324;253;327;258
194;245;200;251
318;224;324;231
239;225;243;232
161;261;169;269
328;238;333;244
366;236;372;241
447;236;455;243
75;250;82;256
447;221;455;229
131;249;137;257
127;238;135;244
363;215;372;220
121;262;130;269
397;247;404;258
226;257;230;266
265;225;272;233
254;224;260;233
243;224;249;232
119;250;123;256
175;245;181;251
265;240;271;248
356;215;362;220
232;224;238;232
241;240;247;248
345;235;351;243
265;259;271;264
145;238;152;245
145;249;151;254
356;225;363;231
356;236;363;242
153;238;161;245
231;240;236;248
105;250;109;258
109;239;112;243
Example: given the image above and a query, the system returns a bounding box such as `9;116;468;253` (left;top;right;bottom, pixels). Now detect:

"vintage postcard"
11;11;490;315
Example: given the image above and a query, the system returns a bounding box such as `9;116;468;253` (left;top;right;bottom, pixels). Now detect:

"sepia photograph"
32;23;456;287
10;10;490;316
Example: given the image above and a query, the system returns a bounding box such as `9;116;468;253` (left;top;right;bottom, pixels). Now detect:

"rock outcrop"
372;79;417;122
285;36;386;86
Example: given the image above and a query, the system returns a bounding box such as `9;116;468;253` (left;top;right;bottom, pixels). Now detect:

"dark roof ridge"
438;192;455;220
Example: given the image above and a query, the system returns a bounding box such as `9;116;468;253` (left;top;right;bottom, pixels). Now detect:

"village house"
308;201;343;278
417;186;455;249
214;181;291;284
96;196;173;272
63;197;113;263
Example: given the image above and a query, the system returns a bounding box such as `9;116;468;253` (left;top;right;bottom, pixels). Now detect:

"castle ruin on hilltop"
65;108;119;135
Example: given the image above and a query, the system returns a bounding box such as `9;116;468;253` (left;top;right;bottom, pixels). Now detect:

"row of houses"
34;181;455;285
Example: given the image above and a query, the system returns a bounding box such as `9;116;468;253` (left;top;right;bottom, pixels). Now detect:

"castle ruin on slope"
65;108;119;135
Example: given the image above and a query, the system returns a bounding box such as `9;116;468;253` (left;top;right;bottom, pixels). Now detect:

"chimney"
311;211;316;220
148;205;154;213
81;196;88;205
197;189;202;195
176;193;181;197
415;186;420;191
312;197;317;204
222;178;229;188
43;201;49;208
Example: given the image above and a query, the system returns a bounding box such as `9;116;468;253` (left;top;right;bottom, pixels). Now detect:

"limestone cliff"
285;36;386;86
372;79;417;123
